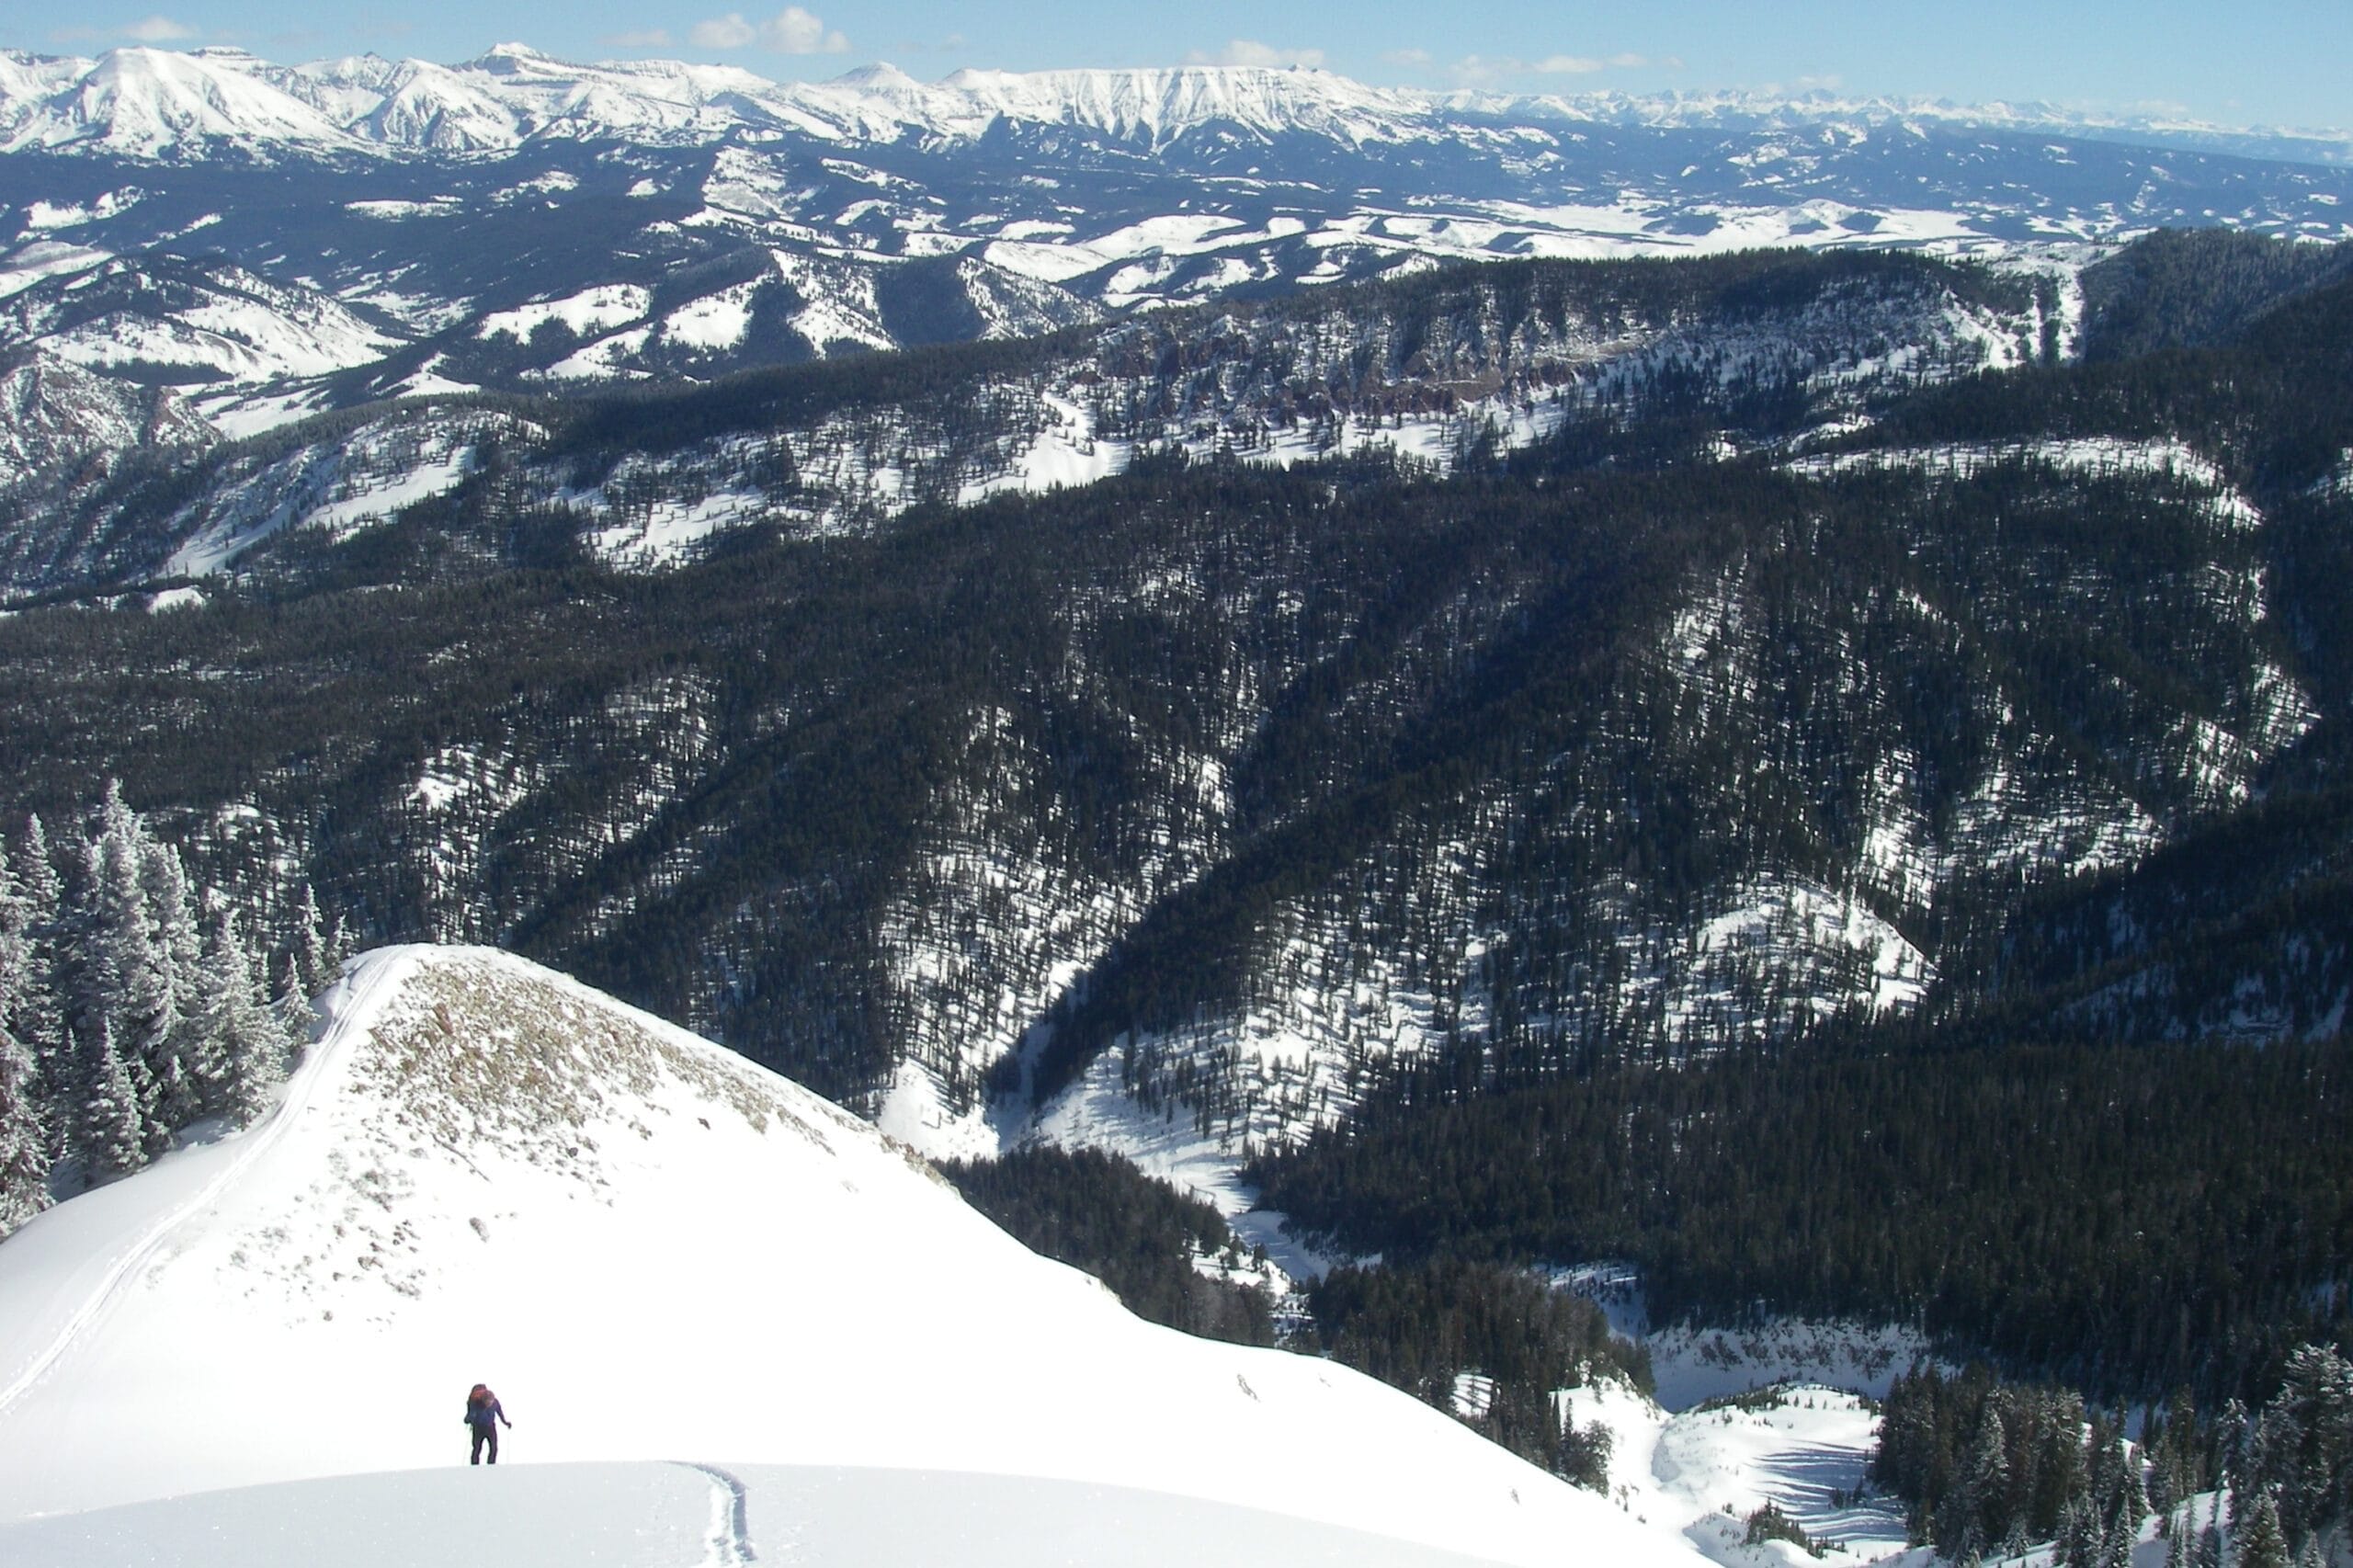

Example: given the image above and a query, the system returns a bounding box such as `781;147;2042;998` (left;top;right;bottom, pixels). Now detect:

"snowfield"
0;944;1711;1567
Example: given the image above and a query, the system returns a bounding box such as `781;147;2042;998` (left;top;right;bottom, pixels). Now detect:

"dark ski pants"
471;1424;499;1464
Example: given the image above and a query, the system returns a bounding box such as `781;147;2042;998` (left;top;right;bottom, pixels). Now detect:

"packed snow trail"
0;952;404;1420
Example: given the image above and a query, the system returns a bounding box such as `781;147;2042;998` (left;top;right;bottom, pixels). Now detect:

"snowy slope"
0;944;1705;1567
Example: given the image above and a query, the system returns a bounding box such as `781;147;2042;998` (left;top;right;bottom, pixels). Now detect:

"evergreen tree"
2193;1494;2226;1568
10;815;72;1159
290;882;335;998
275;954;319;1060
135;836;204;1149
78;1018;145;1185
2235;1491;2289;1568
0;853;49;1234
2100;1499;2141;1568
2258;1345;2353;1558
74;783;167;1160
1943;1403;2012;1558
194;910;290;1127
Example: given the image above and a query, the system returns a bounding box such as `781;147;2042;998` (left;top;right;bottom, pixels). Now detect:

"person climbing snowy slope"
464;1383;512;1465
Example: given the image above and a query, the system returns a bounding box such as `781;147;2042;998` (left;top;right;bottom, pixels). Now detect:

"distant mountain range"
3;45;2347;166
0;46;2347;467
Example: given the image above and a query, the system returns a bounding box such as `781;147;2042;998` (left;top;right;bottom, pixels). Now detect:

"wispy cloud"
604;28;676;49
1441;50;1672;87
688;7;848;55
1186;40;1326;70
49;15;199;45
1381;48;1434;68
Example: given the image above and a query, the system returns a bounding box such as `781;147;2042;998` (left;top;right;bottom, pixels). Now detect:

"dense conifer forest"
1250;1031;2353;1403
938;1147;1274;1346
2;233;2349;1459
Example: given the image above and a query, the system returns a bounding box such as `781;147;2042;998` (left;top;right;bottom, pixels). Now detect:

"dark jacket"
465;1393;509;1430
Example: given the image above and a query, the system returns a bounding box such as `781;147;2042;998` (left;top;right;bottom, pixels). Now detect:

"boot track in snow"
676;1462;757;1565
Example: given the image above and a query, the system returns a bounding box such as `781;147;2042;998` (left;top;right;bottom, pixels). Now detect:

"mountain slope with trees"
0;233;2344;1405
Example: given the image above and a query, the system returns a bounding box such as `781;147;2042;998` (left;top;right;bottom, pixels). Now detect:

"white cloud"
604;28;675;49
49;15;198;45
1186;40;1326;69
1443;55;1523;88
122;15;196;41
1447;49;1664;86
690;7;848;54
1381;48;1434;68
689;15;756;48
1532;51;1657;75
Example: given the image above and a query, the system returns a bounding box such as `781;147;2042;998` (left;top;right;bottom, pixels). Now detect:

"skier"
464;1382;512;1465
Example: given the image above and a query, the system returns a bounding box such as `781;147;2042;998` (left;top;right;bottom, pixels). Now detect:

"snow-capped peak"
473;41;551;66
7;46;349;157
827;61;924;94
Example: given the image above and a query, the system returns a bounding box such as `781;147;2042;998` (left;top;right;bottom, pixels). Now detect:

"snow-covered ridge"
1451;83;2353;163
0;46;2343;164
0;943;1704;1566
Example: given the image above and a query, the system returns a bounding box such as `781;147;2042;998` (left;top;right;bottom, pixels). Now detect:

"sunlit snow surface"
0;945;1707;1567
0;1463;1540;1567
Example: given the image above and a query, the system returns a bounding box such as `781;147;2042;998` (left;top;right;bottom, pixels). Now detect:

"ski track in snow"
0;952;403;1422
676;1462;757;1566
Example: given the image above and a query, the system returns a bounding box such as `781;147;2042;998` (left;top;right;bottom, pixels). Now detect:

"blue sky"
8;1;2347;131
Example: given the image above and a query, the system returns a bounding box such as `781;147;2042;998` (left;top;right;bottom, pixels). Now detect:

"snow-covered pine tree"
74;785;166;1165
11;814;72;1159
1938;1401;2009;1558
2260;1344;2353;1558
78;1017;146;1184
2056;1496;2097;1568
276;949;319;1057
2098;1498;2139;1568
194;908;290;1127
135;835;205;1149
2236;1491;2290;1568
1971;1402;2014;1551
290;881;333;997
0;853;51;1235
2087;1409;2146;1561
2192;1493;2225;1568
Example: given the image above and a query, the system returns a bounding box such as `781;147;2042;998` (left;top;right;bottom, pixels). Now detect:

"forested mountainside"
0;247;2054;593
2;233;2348;1396
1;49;2347;521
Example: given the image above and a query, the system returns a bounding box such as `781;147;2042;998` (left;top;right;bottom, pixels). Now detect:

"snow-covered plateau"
0;943;1713;1566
